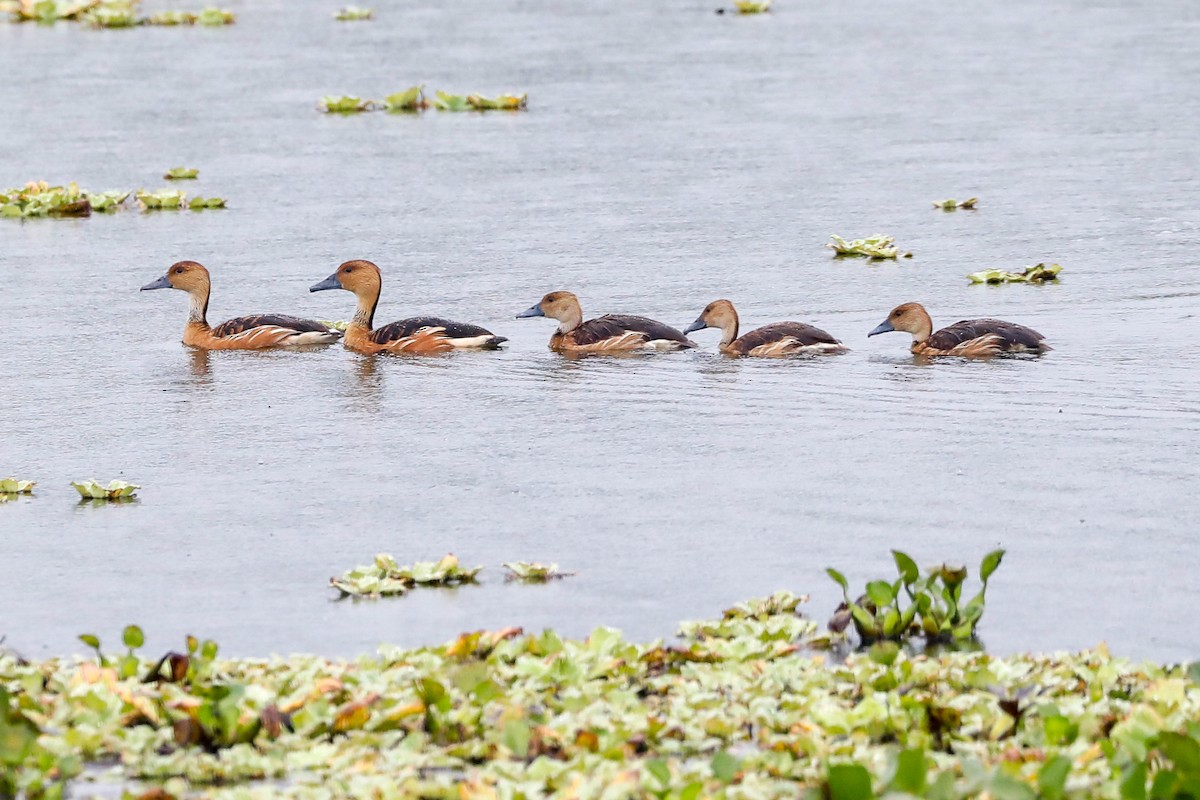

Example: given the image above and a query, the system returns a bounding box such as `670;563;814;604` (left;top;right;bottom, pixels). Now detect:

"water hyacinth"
502;561;575;582
3;0;235;25
136;188;186;209
187;196;226;209
0;181;94;217
934;197;979;210
826;234;911;260
382;86;426;111
968;263;1063;284
163;167;199;180
0;477;36;493
70;479;139;499
330;553;483;598
319;95;374;113
333;5;372;20
2;592;1198;798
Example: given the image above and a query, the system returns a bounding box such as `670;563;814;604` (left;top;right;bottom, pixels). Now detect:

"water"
2;0;1198;662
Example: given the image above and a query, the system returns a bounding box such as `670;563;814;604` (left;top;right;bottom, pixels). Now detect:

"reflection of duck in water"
683;299;847;357
310;260;507;354
516;291;695;353
141;261;341;350
868;302;1051;357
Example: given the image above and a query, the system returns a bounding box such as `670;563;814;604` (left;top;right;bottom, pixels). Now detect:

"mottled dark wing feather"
573;315;691;346
735;322;840;352
212;314;332;336
928;319;1045;351
369;316;492;345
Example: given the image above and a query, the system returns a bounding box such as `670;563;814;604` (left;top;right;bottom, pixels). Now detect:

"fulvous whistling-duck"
309;259;506;354
141;261;342;350
868;302;1051;357
683;299;848;357
516;291;696;352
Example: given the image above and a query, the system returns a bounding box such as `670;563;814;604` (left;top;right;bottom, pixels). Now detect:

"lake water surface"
2;0;1198;661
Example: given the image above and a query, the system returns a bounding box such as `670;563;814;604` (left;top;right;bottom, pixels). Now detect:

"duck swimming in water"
309;259;506;354
516;291;695;352
683;299;847;357
868;302;1051;357
141;261;342;350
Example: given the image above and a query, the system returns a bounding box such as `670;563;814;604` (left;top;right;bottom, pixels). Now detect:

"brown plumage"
140;261;342;350
868;302;1051;357
516;291;696;352
309;260;506;355
684;299;847;357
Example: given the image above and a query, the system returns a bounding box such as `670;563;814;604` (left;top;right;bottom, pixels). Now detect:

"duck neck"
556;299;583;334
351;286;380;333
187;285;211;329
911;309;933;344
717;311;739;348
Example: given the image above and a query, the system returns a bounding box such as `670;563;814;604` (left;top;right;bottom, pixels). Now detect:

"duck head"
310;259;382;297
869;302;933;342
141;260;210;294
517;291;582;331
684;299;738;335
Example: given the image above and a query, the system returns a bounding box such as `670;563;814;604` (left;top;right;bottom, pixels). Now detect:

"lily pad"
333;5;371;20
0;477;35;493
163;167;199;180
968;263;1062;284
331;553;482;598
70;479;139;499
502;561;575;582
827;234;911;259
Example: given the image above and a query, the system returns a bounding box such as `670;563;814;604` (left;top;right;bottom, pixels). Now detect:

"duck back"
212;314;335;337
573;315;693;347
928;318;1048;352
732;322;842;355
370;316;496;345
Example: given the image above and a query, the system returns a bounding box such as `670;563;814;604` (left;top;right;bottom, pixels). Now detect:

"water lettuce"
0;477;35;495
163;167;199;180
331;553;483;597
333;5;371;20
136;189;186;209
827;234;911;259
70;479;139;499
319;95;373;113
382;86;426;111
968;263;1062;284
502;561;574;582
934;197;979;210
187;196;226;209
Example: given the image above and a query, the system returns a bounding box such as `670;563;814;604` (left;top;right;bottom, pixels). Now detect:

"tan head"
868;302;933;342
141;260;211;295
310;259;382;298
517;291;583;331
684;299;739;336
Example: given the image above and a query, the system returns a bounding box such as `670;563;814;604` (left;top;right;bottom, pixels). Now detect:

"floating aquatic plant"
317;319;349;331
81;0;137;27
4;0;235;25
0;181;94;217
163;167;198;180
136;189;185;209
86;190;131;211
70;479;139;499
968;263;1062;284
2;593;1198;798
0;478;35;494
502;561;575;582
186;196;226;209
331;553;482;597
934;196;978;210
194;6;232;24
827;234;911;259
382;86;426;111
827;548;1005;643
433;91;528;111
333;5;371;20
733;0;771;12
319;95;374;113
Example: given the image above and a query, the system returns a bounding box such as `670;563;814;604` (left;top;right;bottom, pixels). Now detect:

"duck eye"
173;267;184;274
344;267;353;273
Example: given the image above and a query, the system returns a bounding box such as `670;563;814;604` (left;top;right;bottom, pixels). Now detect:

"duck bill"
516;304;544;319
683;318;707;335
868;320;895;337
310;273;343;292
141;274;172;291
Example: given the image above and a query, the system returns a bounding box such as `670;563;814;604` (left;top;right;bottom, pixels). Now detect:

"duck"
516;291;696;352
309;259;506;354
683;299;848;357
868;302;1051;357
141;261;342;350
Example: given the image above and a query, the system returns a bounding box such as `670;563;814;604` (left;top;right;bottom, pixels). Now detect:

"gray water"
2;0;1198;662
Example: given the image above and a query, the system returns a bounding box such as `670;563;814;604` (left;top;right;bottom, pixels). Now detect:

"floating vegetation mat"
827;234;912;260
333;5;371;20
2;591;1199;799
968;263;1063;284
0;182;224;217
330;553;483;598
934;197;978;211
319;87;528;114
70;479;139;499
1;0;235;26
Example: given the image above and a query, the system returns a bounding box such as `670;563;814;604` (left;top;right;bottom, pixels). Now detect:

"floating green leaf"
136;189;185;209
827;234;911;260
0;477;35;494
331;553;482;598
502;561;574;582
333;5;372;20
968;263;1062;284
733;0;771;12
320;95;373;113
934;197;978;210
163;167;199;180
70;479;139;499
382;86;425;111
187;196;226;209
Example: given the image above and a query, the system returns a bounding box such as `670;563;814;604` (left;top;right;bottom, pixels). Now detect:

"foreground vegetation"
2;590;1198;799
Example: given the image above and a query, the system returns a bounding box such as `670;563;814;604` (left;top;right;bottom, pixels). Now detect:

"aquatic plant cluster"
968;263;1063;284
2;592;1198;798
320;88;528;113
1;181;225;217
0;0;234;26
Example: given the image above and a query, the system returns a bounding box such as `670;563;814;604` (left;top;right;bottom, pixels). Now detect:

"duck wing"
928;319;1046;351
212;314;336;336
575;315;693;346
736;322;841;351
370;316;493;345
